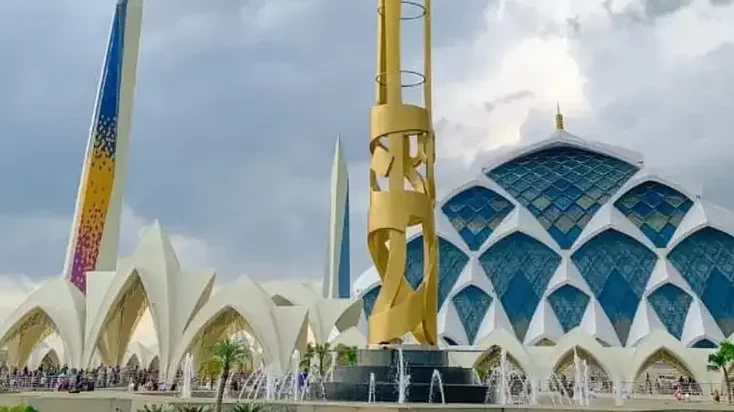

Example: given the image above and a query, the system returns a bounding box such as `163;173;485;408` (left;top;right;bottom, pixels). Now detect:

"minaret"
62;0;143;294
323;135;351;299
367;0;438;345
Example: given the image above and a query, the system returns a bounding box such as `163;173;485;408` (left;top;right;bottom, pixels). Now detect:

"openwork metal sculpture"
367;0;438;345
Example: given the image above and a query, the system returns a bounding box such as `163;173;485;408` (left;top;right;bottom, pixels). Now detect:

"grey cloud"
484;90;535;114
710;0;734;6
0;0;487;281
603;0;695;26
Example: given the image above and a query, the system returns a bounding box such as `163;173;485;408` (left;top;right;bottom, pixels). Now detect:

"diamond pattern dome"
479;232;561;341
441;186;514;251
547;284;590;333
572;229;657;345
646;283;692;339
668;227;734;338
615;181;693;248
487;147;638;249
452;285;492;344
357;136;734;348
404;236;469;309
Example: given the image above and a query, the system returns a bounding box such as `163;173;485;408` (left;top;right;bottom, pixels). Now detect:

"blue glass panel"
479;232;561;341
572;229;657;345
337;185;351;298
614;182;693;248
362;286;381;319
668;227;734;337
547;285;590;333
646;283;692;339
692;339;717;349
487;147;638;249
452;285;492;344
441;186;515;251
405;236;469;309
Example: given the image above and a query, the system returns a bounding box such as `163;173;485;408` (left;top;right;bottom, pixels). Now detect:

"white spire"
323;135;351;299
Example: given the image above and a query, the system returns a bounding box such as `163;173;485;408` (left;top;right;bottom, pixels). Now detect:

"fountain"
367;373;376;403
396;347;409;403
323;345;485;403
428;369;445;404
572;348;583;405
180;353;193;399
291;351;300;401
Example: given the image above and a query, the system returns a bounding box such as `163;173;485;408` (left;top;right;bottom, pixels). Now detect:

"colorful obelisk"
62;0;143;293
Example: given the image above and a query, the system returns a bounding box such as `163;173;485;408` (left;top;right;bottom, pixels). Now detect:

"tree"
314;342;331;378
300;343;314;372
210;338;251;412
707;341;734;402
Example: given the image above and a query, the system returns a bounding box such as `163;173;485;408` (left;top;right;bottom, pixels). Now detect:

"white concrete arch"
125;353;140;369
261;280;361;343
148;355;160;371
83;221;216;377
625;330;710;385
27;337;65;371
0;277;84;368
544;330;621;383
167;276;308;382
470;328;537;377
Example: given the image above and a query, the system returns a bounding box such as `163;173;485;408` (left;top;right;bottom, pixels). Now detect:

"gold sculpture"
367;0;438;346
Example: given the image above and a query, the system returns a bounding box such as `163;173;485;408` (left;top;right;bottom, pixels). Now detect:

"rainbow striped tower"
63;0;143;294
322;136;351;299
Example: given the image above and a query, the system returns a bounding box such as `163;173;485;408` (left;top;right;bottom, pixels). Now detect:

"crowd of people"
0;364;164;392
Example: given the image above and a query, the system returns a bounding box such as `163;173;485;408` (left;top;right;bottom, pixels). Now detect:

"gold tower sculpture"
367;0;438;346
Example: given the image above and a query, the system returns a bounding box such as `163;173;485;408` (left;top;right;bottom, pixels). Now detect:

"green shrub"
137;405;171;412
0;405;38;412
172;405;212;412
228;403;267;412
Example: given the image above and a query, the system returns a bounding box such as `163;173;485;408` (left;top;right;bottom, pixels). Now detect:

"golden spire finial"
555;102;565;131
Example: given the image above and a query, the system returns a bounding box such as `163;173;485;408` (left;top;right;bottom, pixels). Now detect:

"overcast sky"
0;0;733;302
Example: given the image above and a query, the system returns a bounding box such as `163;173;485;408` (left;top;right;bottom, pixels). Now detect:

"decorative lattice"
479;232;561;341
647;283;692;340
668;227;734;338
547;285;590;333
405;236;469;309
441;186;514;251
487;147;638;249
572;229;657;345
452;285;492;344
614;181;693;248
692;339;717;349
362;286;381;319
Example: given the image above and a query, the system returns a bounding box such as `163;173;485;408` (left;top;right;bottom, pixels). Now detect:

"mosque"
1;0;733;391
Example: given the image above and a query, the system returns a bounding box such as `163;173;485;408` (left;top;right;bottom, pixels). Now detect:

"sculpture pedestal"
321;346;486;403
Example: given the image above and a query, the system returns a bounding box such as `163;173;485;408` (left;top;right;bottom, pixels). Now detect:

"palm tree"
707;341;734;402
314;342;331;378
211;338;251;412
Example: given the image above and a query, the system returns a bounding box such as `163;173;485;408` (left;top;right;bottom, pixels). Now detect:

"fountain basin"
321;346;485;403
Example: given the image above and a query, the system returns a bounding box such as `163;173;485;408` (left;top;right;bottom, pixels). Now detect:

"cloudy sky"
0;0;733;306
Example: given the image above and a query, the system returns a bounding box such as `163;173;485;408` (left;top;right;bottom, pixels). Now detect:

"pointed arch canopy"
0;278;84;368
167;276;308;382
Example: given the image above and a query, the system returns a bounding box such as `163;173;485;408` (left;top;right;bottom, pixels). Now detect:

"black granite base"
321;346;486;403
